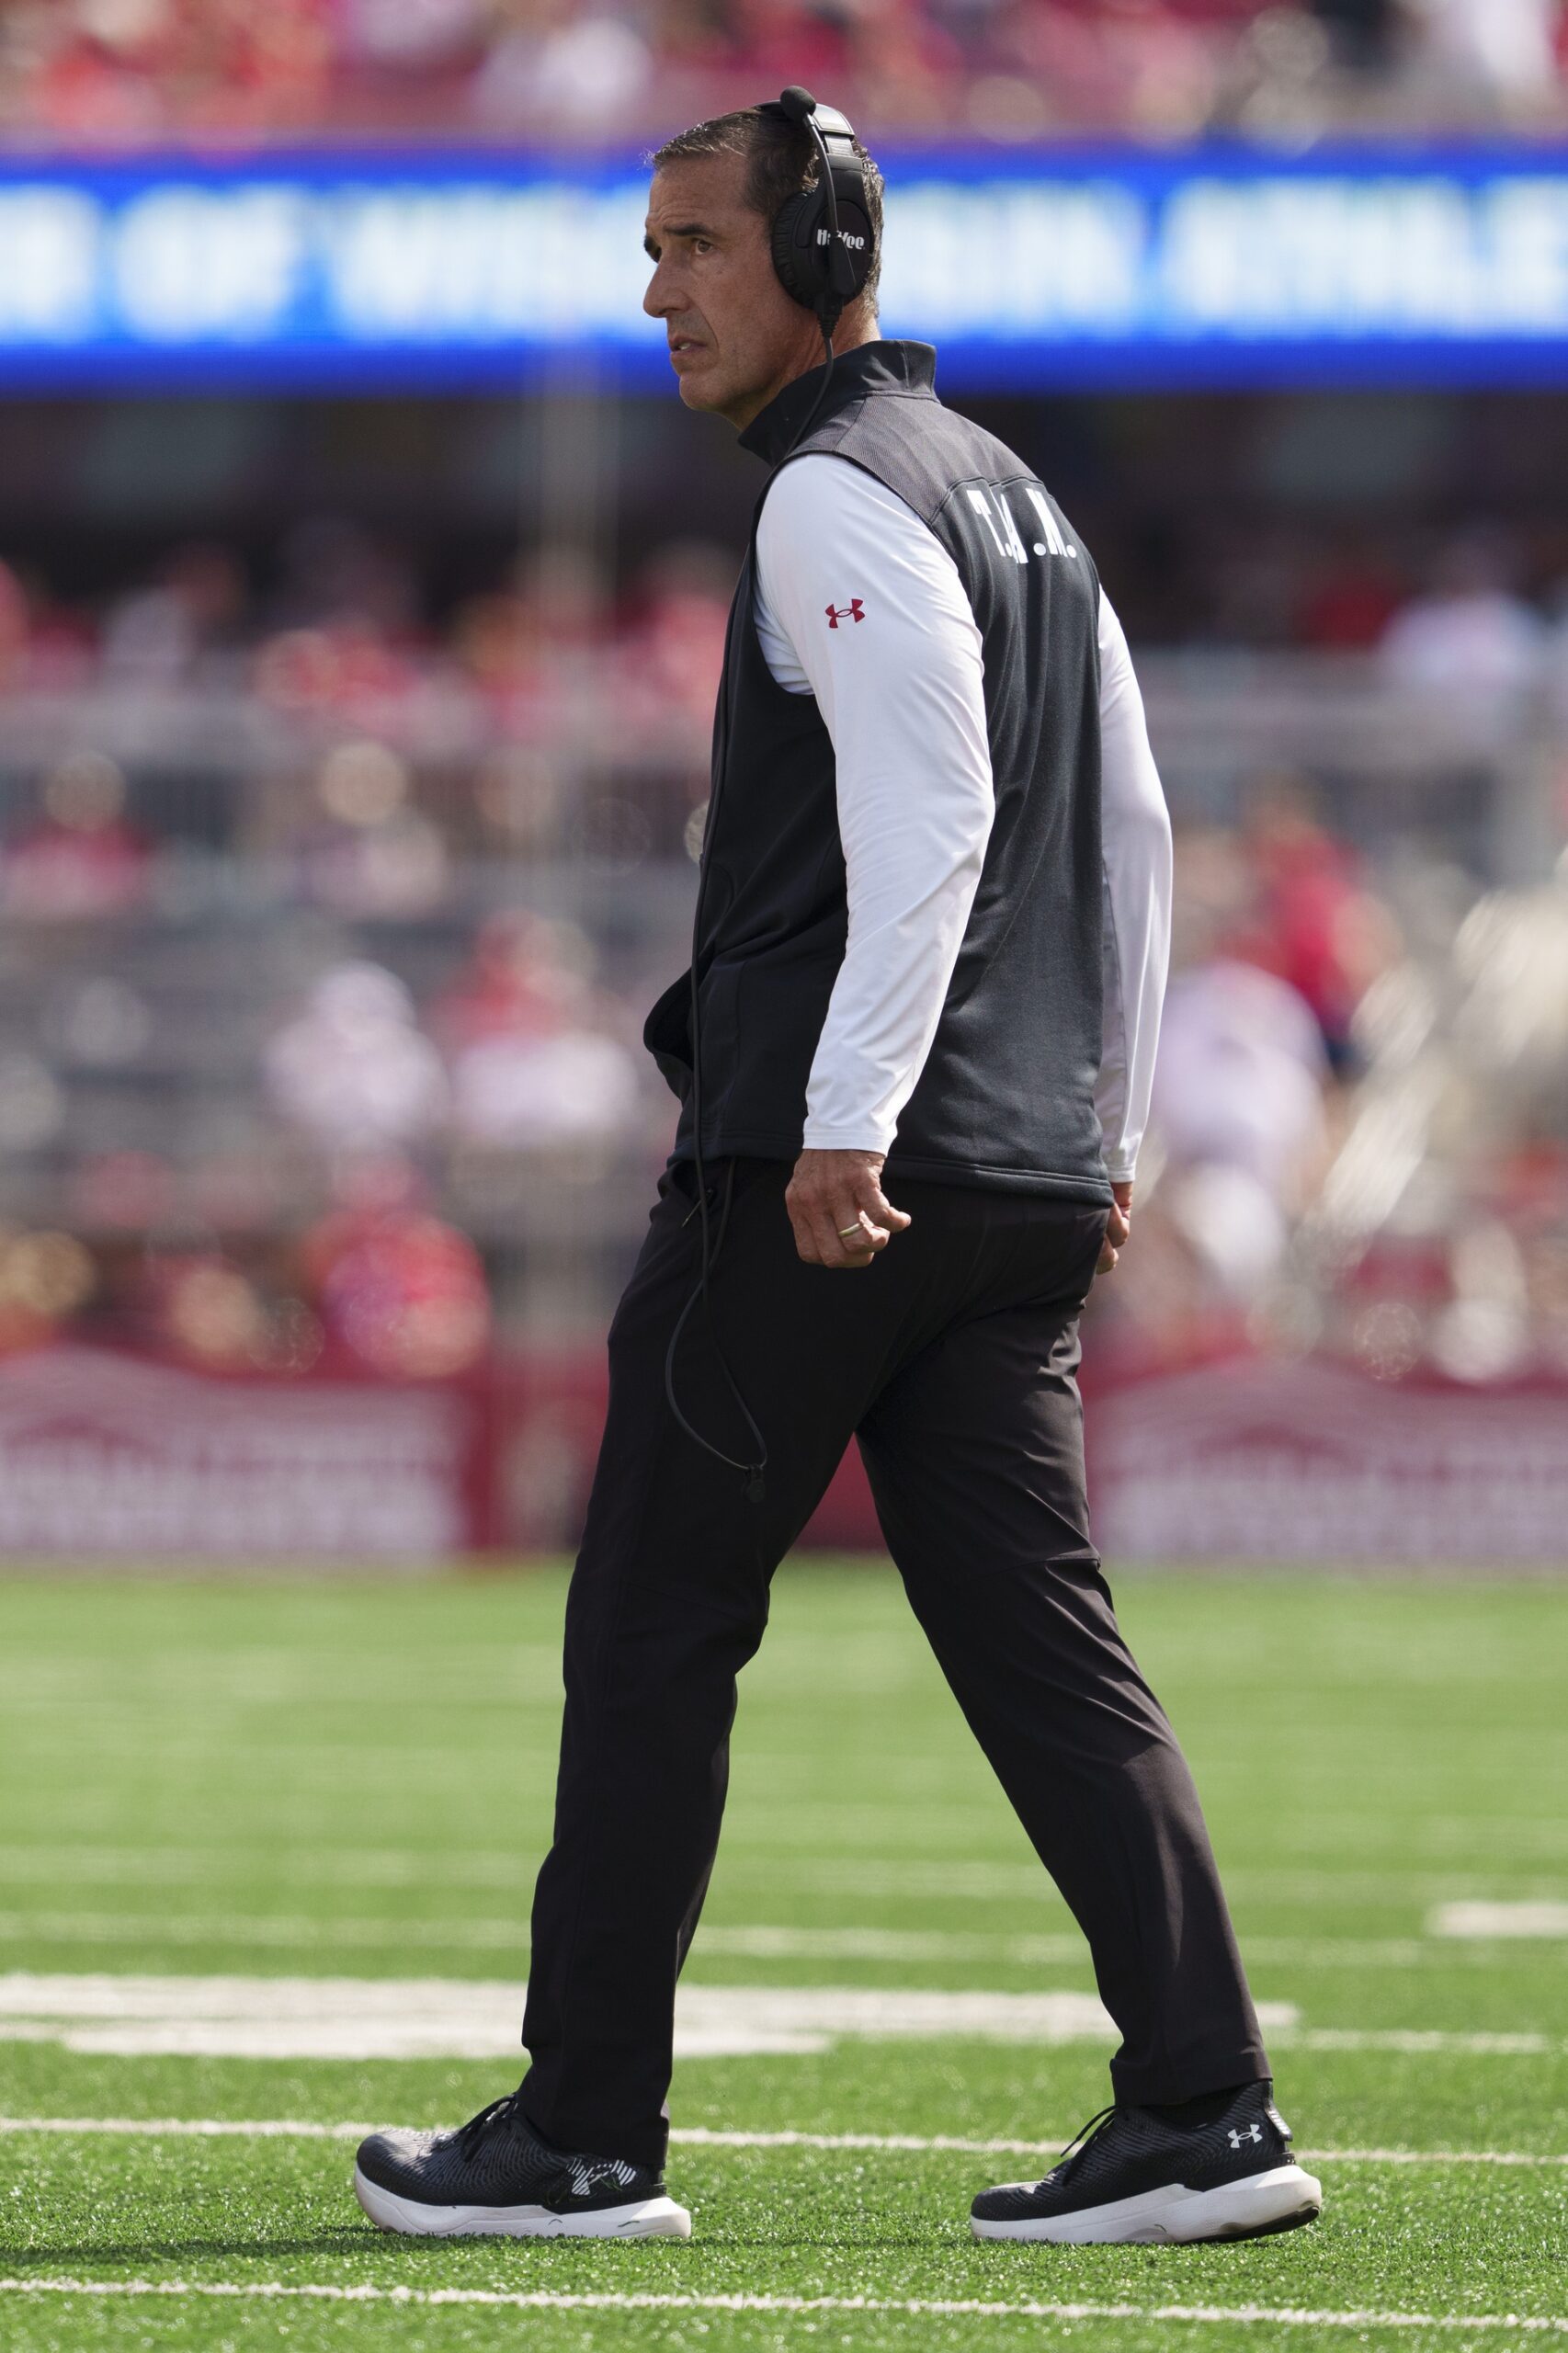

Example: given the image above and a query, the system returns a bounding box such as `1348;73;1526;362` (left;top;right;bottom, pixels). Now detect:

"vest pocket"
643;970;694;1103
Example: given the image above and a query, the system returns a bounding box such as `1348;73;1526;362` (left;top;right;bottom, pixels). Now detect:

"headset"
662;88;879;1507
766;87;878;333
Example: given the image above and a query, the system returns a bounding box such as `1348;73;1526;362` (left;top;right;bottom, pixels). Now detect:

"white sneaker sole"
971;2161;1323;2245
354;2165;692;2240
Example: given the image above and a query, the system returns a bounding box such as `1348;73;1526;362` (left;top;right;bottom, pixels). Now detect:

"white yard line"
699;1927;1441;1969
1280;2028;1552;2055
675;2130;1568;2168
1;2117;1563;2167
0;1973;1294;2061
0;1912;534;1951
0;1846;1552;1911
0;2279;1564;2332
0;2116;373;2141
0;1969;1551;2063
1430;1902;1568;1939
0;1912;1523;1968
0;1847;530;1891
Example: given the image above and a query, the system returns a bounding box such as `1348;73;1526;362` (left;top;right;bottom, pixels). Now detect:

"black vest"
644;338;1111;1204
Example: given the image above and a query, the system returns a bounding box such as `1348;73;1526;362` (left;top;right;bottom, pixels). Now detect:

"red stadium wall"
0;1343;1563;1567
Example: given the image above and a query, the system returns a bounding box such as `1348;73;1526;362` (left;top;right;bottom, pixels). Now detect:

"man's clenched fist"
1097;1180;1133;1273
786;1149;913;1270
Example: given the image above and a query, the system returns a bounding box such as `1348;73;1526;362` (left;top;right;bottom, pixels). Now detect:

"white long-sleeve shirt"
754;454;1172;1182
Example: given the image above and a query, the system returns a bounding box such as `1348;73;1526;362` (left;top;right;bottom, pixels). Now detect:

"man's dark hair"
649;108;884;306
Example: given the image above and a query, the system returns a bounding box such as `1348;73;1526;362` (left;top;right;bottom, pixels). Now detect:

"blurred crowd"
13;517;1568;740
2;0;1566;144
1;510;1567;1387
1101;789;1568;1386
0;531;729;820
0;870;665;1378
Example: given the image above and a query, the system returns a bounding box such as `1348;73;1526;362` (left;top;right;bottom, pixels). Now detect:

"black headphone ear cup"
826;191;874;299
771;188;826;310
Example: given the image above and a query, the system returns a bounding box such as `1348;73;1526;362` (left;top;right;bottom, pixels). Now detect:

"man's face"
642;153;825;431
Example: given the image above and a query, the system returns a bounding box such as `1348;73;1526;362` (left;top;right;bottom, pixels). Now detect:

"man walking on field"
354;95;1324;2249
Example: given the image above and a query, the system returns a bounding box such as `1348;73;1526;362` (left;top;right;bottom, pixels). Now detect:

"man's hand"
786;1148;913;1269
1097;1180;1133;1274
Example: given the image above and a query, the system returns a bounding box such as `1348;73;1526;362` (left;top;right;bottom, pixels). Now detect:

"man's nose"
643;259;679;320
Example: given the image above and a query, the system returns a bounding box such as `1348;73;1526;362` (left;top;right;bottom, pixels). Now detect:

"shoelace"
455;2086;527;2161
1032;2102;1121;2190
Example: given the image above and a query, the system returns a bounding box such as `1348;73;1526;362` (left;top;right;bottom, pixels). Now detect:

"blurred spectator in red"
430;910;587;1051
0;562;97;693
13;0;331;141
1225;776;1398;1071
254;519;429;723
253;619;424;725
619;541;733;731
4;0;1568;141
1297;535;1405;650
451;547;607;733
723;0;857;91
1;753;152;921
0;560;29;690
431;911;642;1150
300;1156;490;1377
450;587;540;707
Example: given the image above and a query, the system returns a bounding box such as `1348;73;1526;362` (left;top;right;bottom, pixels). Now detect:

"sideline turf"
1;1566;1564;2352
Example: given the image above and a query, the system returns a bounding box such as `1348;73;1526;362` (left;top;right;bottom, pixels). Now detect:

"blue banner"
5;146;1568;388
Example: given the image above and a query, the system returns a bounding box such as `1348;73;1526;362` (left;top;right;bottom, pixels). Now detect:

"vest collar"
737;339;937;467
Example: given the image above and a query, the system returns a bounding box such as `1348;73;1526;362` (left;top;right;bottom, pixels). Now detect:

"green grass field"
1;1565;1564;2352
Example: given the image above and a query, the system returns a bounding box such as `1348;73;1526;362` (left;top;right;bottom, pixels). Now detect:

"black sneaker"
971;2080;1322;2245
353;2088;691;2240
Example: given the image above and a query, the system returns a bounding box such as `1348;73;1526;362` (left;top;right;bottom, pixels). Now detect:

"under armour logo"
569;2155;636;2198
825;599;865;629
1228;2123;1263;2149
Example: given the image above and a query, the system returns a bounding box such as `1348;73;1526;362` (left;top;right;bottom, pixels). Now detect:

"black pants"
519;1157;1267;2169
